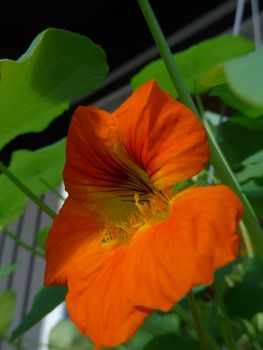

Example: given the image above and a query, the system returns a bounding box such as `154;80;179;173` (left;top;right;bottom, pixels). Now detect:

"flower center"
101;191;169;246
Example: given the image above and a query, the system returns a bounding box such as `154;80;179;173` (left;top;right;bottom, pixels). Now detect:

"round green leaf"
228;115;263;130
143;312;180;335
131;35;253;96
121;329;153;350
0;28;108;149
48;319;92;350
36;226;50;250
0;139;65;227
224;255;263;319
0;290;16;338
236;150;263;184
203;47;263;112
0;263;18;281
219;120;263;167
211;85;263;118
223;47;263;110
143;333;200;350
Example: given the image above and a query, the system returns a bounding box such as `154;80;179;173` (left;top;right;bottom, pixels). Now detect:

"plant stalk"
173;304;220;350
0;160;56;219
3;230;45;258
187;291;209;350
137;0;263;260
218;298;238;350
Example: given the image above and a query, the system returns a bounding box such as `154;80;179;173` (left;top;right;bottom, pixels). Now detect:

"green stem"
137;0;263;260
193;80;205;118
194;91;205;118
137;0;199;115
39;177;65;201
218;298;238;350
4;230;45;258
240;220;254;258
173;304;220;350
187;291;209;350
0;160;56;219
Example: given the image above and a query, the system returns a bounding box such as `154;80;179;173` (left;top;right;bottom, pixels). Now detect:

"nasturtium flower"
45;80;242;349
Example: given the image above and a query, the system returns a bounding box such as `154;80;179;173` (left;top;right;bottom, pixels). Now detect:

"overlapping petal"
44;197;103;285
124;185;242;310
115;80;209;190
63;104;154;220
63;106;120;199
46;184;242;348
66;247;151;348
45;199;152;347
64;80;209;203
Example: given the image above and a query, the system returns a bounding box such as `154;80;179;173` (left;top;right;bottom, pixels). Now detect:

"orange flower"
45;80;242;349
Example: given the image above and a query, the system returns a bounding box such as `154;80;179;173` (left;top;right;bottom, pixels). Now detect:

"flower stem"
137;0;263;260
137;0;199;115
3;230;45;258
218;298;238;350
173;304;220;350
0;160;56;219
187;291;209;350
239;220;254;258
39;177;65;201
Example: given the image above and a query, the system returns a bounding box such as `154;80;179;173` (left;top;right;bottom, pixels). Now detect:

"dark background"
0;0;252;161
0;0;231;66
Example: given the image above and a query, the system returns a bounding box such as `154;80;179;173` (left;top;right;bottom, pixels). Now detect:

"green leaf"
0;139;65;227
242;150;263;166
236;150;263;184
240;179;263;219
131;35;253;96
36;226;50;250
222;47;263;110
248;195;263;220
203;47;263;111
0;263;18;280
242;179;263;197
0;28;108;149
121;329;153;350
214;258;241;282
211;85;263;118
224;255;263;319
0;290;16;338
48;319;92;350
143;312;180;335
219;119;263;167
143;333;200;350
106;329;153;350
11;286;67;340
228;115;263;130
204;111;263;168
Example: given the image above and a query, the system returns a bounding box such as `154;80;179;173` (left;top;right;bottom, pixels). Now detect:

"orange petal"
45;198;151;348
63;106;120;200
50;185;242;348
66;246;151;349
44;197;103;285
124;185;242;310
63;105;154;218
114;80;209;190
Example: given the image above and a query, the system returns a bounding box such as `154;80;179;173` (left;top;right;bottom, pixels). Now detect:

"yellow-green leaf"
0;290;16;338
131;35;253;96
0;28;108;149
0;139;65;227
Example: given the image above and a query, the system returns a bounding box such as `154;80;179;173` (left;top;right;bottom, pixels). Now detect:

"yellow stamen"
101;192;169;246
